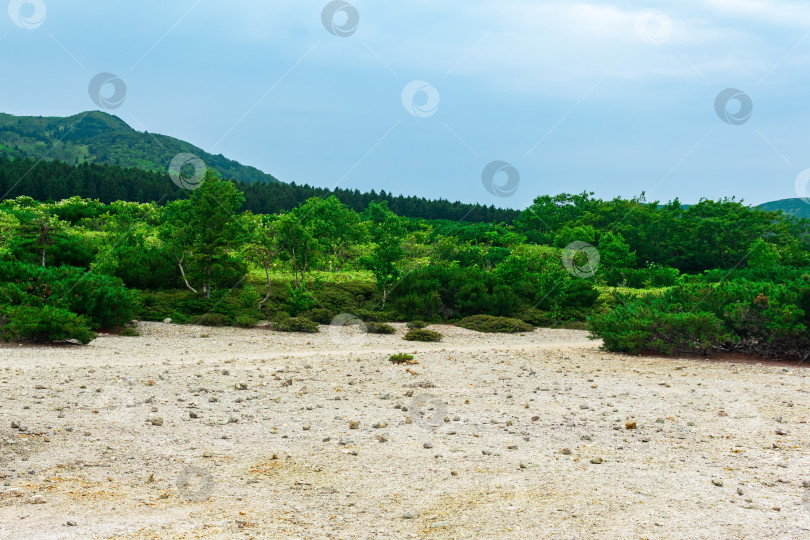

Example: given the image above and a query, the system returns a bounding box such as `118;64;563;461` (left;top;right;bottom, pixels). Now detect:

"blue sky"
2;0;810;208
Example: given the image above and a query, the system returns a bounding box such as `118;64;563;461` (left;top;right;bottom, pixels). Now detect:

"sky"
2;0;810;209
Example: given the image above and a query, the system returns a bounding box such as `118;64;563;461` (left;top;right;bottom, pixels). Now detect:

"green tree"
159;171;246;298
361;202;405;307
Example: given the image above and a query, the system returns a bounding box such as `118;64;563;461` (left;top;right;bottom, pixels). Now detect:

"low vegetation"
270;317;319;333
389;353;416;364
403;329;443;342
0;159;808;358
456;315;534;333
366;322;396;334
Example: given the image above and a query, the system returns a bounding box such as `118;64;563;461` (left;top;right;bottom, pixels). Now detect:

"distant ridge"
0;111;280;185
758;198;810;219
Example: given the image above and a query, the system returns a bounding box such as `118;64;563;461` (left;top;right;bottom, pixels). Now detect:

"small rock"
590;457;603;464
149;417;163;427
712;479;724;487
775;429;788;436
375;434;388;443
402;511;416;519
189;412;199;419
560;448;572;455
423;442;434;449
202;450;213;458
737;487;744;496
235;382;248;391
482;449;493;456
302;424;311;431
450;470;458;476
625;421;637;430
163;318;172;324
29;494;46;504
66;520;77;526
349;421;360;430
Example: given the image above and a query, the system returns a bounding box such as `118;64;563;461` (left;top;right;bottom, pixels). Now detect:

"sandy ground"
0;322;808;539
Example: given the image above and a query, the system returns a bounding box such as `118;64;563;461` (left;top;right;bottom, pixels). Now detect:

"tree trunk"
259;265;273;307
176;254;198;294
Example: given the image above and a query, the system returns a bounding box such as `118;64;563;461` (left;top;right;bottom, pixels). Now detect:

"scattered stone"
203;450;213;458
149;417;163;427
625;421;637;430
66;520;77;526
163;318;172;324
235;382;248;391
590;457;603;464
423;442;434;449
560;448;572;455
189;412;199;419
302;424;311;431
403;511;416;519
29;494;46;504
349;421;360;430
482;449;493;456
712;479;724;487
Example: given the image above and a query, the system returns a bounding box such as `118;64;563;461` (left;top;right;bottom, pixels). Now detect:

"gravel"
0;321;808;539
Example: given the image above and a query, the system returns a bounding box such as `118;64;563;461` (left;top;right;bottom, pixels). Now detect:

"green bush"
0;305;96;344
0;261;137;329
589;275;810;359
404;328;442;342
389;353;415;364
304;308;334;325
235;315;258;328
272;317;319;333
406;320;428;329
118;325;140;336
366;322;395;334
456;315;533;333
191;313;229;327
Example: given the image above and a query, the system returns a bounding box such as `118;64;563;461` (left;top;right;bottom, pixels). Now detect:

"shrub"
456;315;533;333
235;315;258;328
589;275;810;359
118;325;140;336
404;329;442;342
389;353;415;364
366;322;395;334
0;305;96;344
272;317;319;333
191;313;229;327
406;320;428;329
0;261;137;329
304;308;334;325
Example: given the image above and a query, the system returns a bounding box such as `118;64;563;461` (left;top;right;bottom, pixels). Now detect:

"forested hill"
0;111;280;185
758;198;810;219
0;157;520;223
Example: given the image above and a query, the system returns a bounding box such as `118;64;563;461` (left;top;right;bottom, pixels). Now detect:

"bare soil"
1;322;808;539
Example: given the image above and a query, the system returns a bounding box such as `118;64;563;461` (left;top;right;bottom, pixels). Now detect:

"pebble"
625;421;637;430
590;457;603;464
402;511;416;519
149;417;163;427
423;442;434;449
29;494;46;504
349;421;360;430
560;448;572;455
66;520;77;526
712;479;724;487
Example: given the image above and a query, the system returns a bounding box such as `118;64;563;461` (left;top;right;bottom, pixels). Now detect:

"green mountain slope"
758;198;810;219
0;111;280;185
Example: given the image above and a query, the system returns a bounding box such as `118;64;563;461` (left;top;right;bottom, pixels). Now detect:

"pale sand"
1;322;808;539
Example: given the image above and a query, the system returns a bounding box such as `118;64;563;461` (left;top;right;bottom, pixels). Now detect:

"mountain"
0;111;280;185
758;198;810;219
